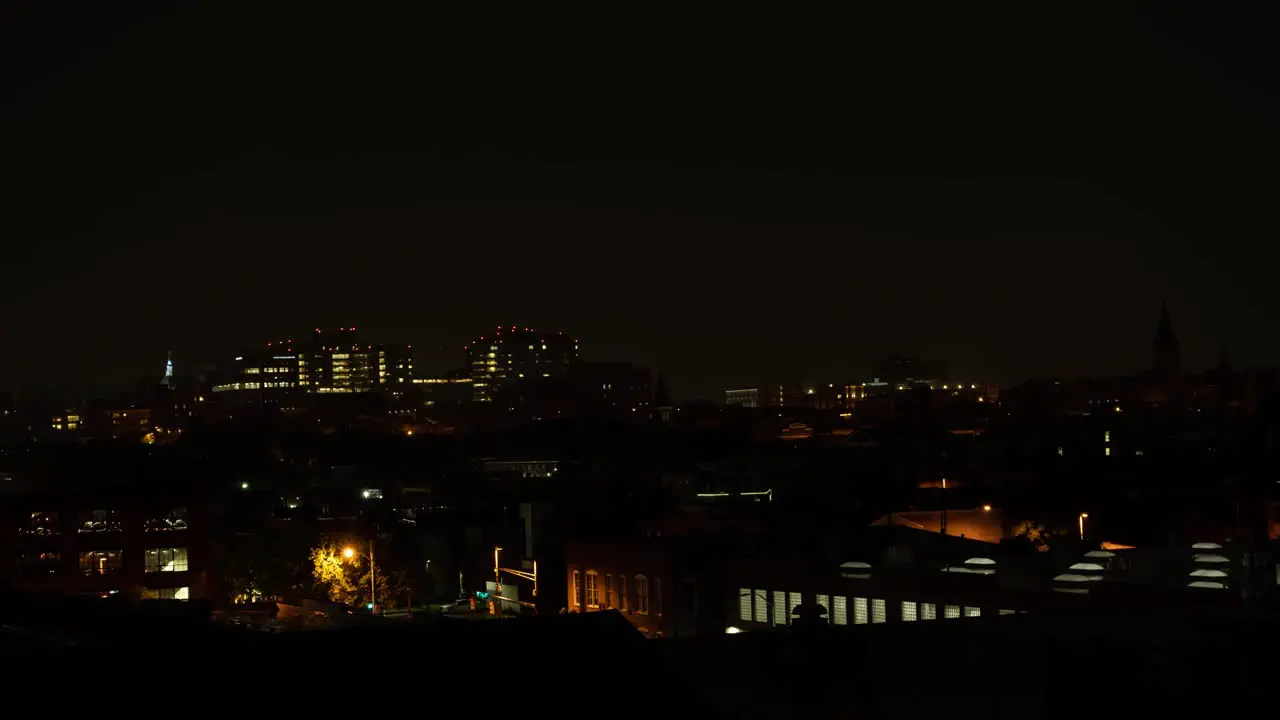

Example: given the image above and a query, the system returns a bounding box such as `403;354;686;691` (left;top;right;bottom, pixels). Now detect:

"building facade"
465;326;579;402
211;327;414;402
0;486;208;601
565;538;723;639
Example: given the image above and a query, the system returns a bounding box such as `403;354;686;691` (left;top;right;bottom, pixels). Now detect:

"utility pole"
940;477;948;536
494;546;502;594
369;538;376;612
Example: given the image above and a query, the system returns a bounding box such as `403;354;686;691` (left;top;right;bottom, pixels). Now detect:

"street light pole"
343;540;378;613
494;546;502;595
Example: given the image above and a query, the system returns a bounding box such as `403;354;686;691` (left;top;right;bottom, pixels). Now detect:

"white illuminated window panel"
853;597;868;625
901;601;918;621
833;596;848;625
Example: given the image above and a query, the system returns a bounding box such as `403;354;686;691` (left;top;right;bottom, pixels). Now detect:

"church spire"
1151;301;1181;378
1155;301;1174;342
161;351;175;390
654;369;671;407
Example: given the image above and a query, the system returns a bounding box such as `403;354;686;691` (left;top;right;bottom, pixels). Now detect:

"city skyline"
3;6;1278;710
2;5;1278;399
0;300;1260;402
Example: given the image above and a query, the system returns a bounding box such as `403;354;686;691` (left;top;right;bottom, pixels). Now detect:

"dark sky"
1;4;1277;400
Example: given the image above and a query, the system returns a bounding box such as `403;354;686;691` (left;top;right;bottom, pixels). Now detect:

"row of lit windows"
19;509;187;535
738;589;1012;626
572;570;661;615
17;547;188;575
245;367;294;375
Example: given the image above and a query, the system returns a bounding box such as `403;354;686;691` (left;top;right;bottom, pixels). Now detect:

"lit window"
921;602;937;620
141;587;189;601
739;588;753;622
870;598;886;623
964;606;981;618
853;597;868;625
607;574;615;608
619;575;628;612
585;570;600;608
787;591;802;618
1105;447;1111;456
832;596;848;625
21;511;59;536
144;547;189;573
999;609;1016;615
772;590;787;626
79;550;123;575
753;590;767;623
78;509;122;533
17;552;60;577
901;600;918;621
944;604;961;619
634;575;649;614
571;570;580;607
816;593;830;616
144;507;188;532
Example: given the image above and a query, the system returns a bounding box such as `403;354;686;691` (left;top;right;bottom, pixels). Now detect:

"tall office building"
377;344;414;387
303;327;376;393
465;326;578;402
211;327;413;401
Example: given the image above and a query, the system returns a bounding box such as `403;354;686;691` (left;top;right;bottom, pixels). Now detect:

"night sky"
2;4;1276;400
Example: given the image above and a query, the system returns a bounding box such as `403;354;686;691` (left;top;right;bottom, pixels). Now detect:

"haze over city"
2;5;1278;716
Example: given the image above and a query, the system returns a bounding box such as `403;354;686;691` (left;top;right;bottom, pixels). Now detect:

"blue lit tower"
161;351;175;390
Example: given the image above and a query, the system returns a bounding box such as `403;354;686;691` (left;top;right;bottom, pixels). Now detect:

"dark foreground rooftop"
4;585;1277;718
1;587;715;714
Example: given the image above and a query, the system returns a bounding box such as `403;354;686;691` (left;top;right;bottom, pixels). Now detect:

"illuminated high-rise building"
377;343;414;387
211;327;414;401
465;326;579;402
303;327;376;393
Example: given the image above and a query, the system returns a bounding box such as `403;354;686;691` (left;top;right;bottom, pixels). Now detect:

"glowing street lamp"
342;540;377;612
1078;513;1089;541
